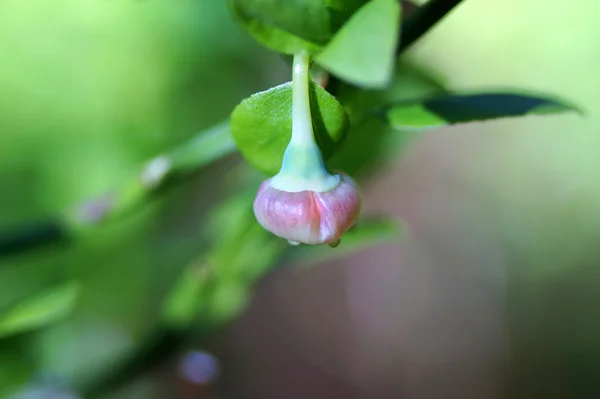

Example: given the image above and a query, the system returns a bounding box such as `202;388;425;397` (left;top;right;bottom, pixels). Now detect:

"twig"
398;0;466;54
0;220;67;257
0;121;236;259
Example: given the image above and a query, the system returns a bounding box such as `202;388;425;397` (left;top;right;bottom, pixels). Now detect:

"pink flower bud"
253;173;361;246
251;53;362;246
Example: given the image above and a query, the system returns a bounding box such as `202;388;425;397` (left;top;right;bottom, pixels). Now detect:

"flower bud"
252;52;362;246
254;173;361;246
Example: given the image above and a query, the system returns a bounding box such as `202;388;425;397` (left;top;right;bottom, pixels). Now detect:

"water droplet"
328;239;340;248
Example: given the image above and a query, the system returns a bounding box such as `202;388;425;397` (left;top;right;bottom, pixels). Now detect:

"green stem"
290;52;315;146
270;53;340;193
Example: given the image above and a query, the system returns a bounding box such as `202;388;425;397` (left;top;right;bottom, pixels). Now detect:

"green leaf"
316;0;401;88
231;0;335;45
0;281;80;339
289;218;404;264
231;81;350;175
385;91;581;131
167;120;236;174
0;347;32;398
161;262;211;328
162;188;287;329
386;103;447;132
337;62;447;123
328;63;445;175
229;0;368;54
205;188;287;282
64;121;238;232
205;281;250;327
229;0;322;54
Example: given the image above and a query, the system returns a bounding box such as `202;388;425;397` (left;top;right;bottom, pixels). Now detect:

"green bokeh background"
0;0;598;397
0;1;288;395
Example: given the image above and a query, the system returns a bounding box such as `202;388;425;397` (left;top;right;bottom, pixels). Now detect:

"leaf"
289;218;404;264
0;282;81;339
231;81;350;175
161;189;287;329
337;61;447;123
0;348;32;398
205;187;287;282
326;63;446;174
318;63;447;178
232;0;334;45
229;1;322;55
385;91;581;131
229;0;368;54
65;121;239;232
167;120;236;174
204;281;250;327
202;225;286;328
161;263;211;328
316;0;401;88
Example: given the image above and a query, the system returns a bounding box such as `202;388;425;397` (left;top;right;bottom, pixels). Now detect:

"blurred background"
1;0;599;398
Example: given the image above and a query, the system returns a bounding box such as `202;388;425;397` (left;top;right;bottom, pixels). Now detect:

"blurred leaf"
205;188;258;241
0;348;31;398
0;121;238;259
161;190;254;328
202;228;285;328
228;0;367;54
316;0;401;88
290;218;405;263
228;4;321;55
327;118;407;176
205;281;250;327
329;63;446;175
231;81;350;175
212;222;286;282
10;384;80;399
0;282;80;339
337;62;447;122
166;121;236;175
204;188;285;282
161;263;211;329
34;319;135;391
385;91;581;131
162;188;286;329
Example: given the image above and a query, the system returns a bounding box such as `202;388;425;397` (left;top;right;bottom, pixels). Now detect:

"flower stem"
269;53;340;193
290;52;315;146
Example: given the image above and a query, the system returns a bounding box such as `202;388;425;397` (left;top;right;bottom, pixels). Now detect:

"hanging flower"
253;53;361;247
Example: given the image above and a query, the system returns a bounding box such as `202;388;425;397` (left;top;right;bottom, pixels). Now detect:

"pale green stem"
270;53;340;193
290;52;316;146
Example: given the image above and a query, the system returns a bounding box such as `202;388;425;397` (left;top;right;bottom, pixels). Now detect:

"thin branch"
0;121;236;259
0;220;67;256
397;0;466;54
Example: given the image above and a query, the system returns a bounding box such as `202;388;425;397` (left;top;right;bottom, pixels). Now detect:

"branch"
0;121;236;259
397;0;466;54
0;220;68;257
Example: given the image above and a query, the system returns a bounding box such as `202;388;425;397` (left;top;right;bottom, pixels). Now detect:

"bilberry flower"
253;53;361;247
